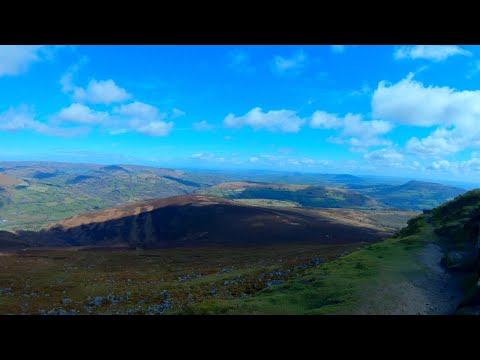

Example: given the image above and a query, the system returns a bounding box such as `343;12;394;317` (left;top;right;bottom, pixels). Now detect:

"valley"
0;161;476;315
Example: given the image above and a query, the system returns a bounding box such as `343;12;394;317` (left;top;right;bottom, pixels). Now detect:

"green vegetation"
351;181;466;211
0;162;224;231
232;199;300;207
201;182;383;210
0;242;365;315
185;189;480;315
183;215;431;314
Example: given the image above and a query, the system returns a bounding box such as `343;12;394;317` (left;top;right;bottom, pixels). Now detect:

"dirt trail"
357;236;463;315
409;242;463;315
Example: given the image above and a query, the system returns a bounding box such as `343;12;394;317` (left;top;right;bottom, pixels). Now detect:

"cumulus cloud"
224;107;305;133
272;50;307;75
57;103;109;124
310;111;392;149
114;101;162;119
394;45;471;62
72;79;131;105
113;101;173;136
60;61;131;105
428;157;480;175
364;148;404;164
373;73;480;156
372;73;480;127
132;120;173;136
406;130;461;157
0;106;87;137
0;46;58;77
193;120;214;131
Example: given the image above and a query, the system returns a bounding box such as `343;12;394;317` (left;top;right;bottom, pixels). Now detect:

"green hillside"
0;162;224;231
183;190;480;315
351;180;466;211
200;181;383;209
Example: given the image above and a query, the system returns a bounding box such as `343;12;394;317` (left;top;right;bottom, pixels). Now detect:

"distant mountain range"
0;161;467;231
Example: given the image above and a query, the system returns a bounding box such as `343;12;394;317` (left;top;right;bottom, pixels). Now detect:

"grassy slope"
201;183;383;210
182;216;431;314
0;164;226;231
352;181;466;211
0;243;365;315
185;190;480;314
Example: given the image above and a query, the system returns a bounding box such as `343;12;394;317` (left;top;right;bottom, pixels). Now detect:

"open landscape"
1;45;480;316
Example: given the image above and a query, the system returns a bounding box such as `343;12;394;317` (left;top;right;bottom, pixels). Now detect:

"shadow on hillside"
2;203;392;250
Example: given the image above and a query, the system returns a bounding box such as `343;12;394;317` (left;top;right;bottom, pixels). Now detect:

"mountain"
201;181;383;209
184;190;480;315
362;180;466;210
0;161;226;231
39;194;407;249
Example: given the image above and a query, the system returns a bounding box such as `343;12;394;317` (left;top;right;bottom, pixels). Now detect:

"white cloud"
224;107;305;133
114;101;162;119
249;157;259;163
228;50;255;73
372;73;480;127
171;108;186;118
364;148;404;166
428;157;480;175
310;111;392;149
272;50;307;74
0;106;86;137
373;73;480;156
193;120;214;131
113;101;173;136
259;154;329;167
406;129;461;157
190;153;225;162
133;120;173;136
310;111;342;129
394;45;471;62
61;62;131;105
72;79;131;105
0;46;53;77
331;45;346;54
60;56;89;93
57;103;109;124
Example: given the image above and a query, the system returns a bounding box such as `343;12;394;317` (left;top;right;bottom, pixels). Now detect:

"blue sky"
1;45;480;182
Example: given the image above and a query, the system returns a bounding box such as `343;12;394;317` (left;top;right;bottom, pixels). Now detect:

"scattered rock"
265;280;285;288
0;288;13;296
61;298;73;305
177;273;202;282
39;308;79;315
223;279;244;286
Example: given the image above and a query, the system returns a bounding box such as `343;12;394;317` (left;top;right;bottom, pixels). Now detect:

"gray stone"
265;280;285;288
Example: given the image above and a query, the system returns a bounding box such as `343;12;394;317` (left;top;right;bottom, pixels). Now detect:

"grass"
183;215;432;314
0;242;365;315
232;199;300;208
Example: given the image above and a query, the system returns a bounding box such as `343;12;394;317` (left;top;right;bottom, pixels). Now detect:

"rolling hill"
200;181;383;209
0;161;226;231
0;194;416;250
353;180;466;210
42;194;408;249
